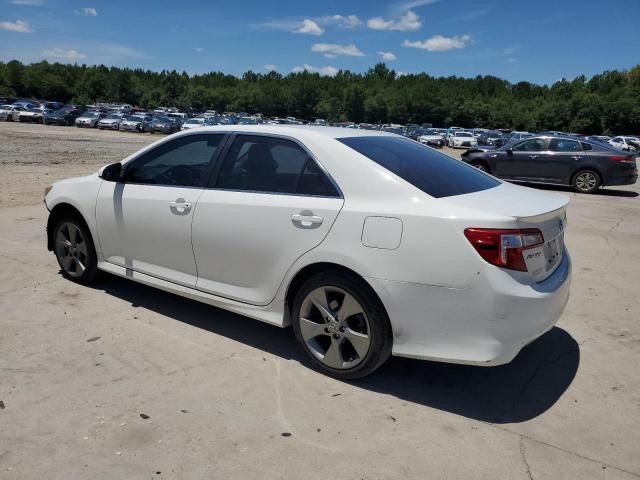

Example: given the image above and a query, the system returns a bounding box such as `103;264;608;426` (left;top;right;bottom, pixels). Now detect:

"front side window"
124;134;224;187
215;135;339;196
512;138;546;152
339;136;499;198
549;139;582;152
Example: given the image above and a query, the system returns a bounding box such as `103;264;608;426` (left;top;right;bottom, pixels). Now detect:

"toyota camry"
44;126;572;379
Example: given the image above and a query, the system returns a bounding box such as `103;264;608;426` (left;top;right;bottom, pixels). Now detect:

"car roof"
180;124;398;140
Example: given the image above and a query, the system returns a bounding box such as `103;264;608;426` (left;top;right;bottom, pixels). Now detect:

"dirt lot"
1;121;639;479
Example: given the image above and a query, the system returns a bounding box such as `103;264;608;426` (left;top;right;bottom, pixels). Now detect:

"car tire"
52;215;99;285
572;169;601;194
470;160;490;173
291;271;392;379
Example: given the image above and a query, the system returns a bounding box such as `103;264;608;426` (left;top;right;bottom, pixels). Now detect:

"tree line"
1;60;639;134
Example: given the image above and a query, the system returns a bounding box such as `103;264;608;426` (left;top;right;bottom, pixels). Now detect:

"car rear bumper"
369;250;571;366
605;165;638;186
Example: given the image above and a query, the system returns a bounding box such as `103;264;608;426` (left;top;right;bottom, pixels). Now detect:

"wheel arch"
283;262;391;330
46;203;92;251
570;166;603;186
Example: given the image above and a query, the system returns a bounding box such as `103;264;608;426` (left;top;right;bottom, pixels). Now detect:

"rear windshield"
339;136;500;198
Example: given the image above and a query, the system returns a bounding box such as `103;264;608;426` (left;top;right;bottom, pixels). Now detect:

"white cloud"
0;19;31;32
9;0;43;5
42;48;87;61
291;64;339;76
396;71;409;77
367;10;421;31
321;14;361;28
402;34;471;51
264;64;277;71
293;19;323;35
194;47;204;52
80;7;97;16
311;43;364;58
398;0;439;9
506;58;516;63
378;51;396;61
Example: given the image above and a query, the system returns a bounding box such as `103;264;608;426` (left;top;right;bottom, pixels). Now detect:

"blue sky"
1;0;638;84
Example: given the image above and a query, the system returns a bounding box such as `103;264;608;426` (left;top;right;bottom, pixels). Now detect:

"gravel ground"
0;122;157;207
1;121;639;479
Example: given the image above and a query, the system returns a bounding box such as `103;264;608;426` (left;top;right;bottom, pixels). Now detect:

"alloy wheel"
575;172;597;192
299;286;371;370
55;222;88;277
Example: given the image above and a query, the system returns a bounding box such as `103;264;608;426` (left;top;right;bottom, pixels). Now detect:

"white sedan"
609;136;639;152
44;126;571;378
448;131;478;148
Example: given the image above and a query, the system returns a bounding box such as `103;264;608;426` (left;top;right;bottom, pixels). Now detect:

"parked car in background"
45;125;572;379
75;111;106;128
448;130;478;148
19;108;53;123
477;130;504;146
149;117;180;134
44;107;85;126
181;117;207;130
609;136;640;152
582;135;611;145
472;128;489;137
41;101;64;112
98;113;128;130
461;136;638;193
0;104;28;121
120;114;153;132
417;128;445;148
508;131;533;142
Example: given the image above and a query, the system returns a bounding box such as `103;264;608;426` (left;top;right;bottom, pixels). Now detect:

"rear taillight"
609;155;636;164
464;228;544;272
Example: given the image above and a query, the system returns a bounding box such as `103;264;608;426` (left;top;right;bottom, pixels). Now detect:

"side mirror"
99;162;123;182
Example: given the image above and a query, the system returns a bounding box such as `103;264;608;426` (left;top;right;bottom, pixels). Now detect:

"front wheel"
572;169;601;194
292;272;392;379
470;161;490;173
53;217;99;284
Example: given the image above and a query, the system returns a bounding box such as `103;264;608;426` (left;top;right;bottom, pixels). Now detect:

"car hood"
419;134;443;139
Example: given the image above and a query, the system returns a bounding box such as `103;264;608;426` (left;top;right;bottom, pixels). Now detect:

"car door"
95;133;227;287
497;138;547;179
545;138;585;182
192;133;344;305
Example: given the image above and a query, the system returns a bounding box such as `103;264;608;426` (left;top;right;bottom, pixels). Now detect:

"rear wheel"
53;217;99;284
572;169;601;194
292;272;392;379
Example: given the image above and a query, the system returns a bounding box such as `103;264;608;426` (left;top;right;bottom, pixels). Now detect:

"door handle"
571;156;582;160
528;154;539;159
169;199;192;213
291;212;323;228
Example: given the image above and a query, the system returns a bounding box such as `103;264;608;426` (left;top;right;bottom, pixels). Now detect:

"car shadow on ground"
516;182;639;198
93;273;580;424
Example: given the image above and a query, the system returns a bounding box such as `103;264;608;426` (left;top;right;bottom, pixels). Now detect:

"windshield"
129;116;145;122
84;111;101;118
187;118;203;124
339;136;500;198
456;132;473;137
105;114;121;119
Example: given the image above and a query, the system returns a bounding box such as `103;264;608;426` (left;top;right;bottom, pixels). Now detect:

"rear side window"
215;135;339;196
339;136;499;198
549;139;582;152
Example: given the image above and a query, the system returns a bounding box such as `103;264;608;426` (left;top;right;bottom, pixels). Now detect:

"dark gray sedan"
461;136;638;193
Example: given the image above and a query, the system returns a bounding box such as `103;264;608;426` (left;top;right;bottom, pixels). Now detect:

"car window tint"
125;134;224;187
549;139;582;152
512;139;546;152
581;142;593;151
215;135;339;196
339;136;499;199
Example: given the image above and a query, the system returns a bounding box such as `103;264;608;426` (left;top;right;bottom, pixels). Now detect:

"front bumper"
368;250;572;366
98;123;120;130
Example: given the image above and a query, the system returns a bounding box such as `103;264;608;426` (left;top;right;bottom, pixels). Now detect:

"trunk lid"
445;182;569;282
